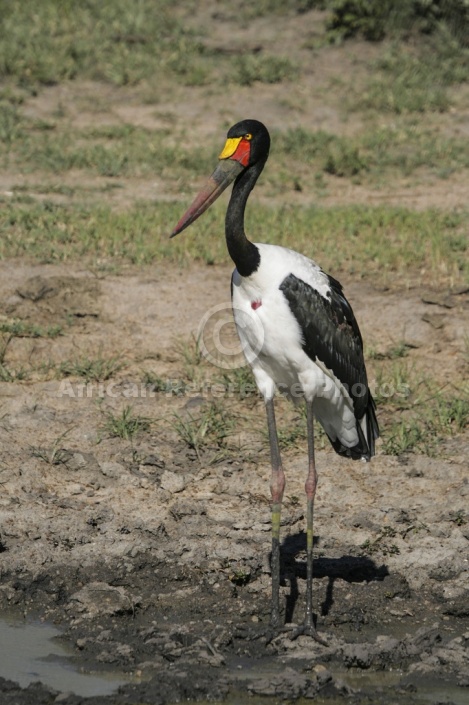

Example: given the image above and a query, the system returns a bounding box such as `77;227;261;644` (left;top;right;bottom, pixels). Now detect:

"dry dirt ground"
1;6;469;705
0;258;468;705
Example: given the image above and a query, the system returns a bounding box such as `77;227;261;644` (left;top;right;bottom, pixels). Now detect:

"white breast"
231;243;359;449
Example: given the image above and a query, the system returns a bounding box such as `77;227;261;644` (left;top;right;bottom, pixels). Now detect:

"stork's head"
170;119;270;238
220;119;271;168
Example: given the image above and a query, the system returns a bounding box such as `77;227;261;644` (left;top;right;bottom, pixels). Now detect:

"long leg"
266;398;285;628
292;400;327;643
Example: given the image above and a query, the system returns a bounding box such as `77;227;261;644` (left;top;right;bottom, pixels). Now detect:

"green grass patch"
0;200;467;285
0;0;203;87
1;0;467;112
2;119;219;179
3;109;469;188
58;354;125;382
233;55;298;86
357;41;469;114
372;353;469;456
367;340;413;360
361;527;400;556
277;128;368;177
0;319;62;338
173;402;234;462
30;430;72;466
142;370;188;396
0;363;29;382
379;379;469;455
231;0;317;21
0;0;308;91
326;0;469;45
216;366;257;398
274;125;469;181
102;405;151;441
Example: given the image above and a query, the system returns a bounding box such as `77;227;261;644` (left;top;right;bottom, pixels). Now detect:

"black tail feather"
327;392;379;461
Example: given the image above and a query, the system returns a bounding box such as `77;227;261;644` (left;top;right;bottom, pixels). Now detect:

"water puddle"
410;678;469;705
330;666;469;705
0;616;129;697
227;655;468;705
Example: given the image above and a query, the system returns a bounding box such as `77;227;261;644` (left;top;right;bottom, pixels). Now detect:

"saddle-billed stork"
171;119;379;641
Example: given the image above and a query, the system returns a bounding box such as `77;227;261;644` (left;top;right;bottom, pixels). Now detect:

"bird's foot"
264;623;296;645
290;622;328;645
266;615;327;646
264;612;296;645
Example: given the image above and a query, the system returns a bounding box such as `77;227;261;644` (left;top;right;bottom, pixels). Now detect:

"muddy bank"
1;440;468;704
0;553;468;704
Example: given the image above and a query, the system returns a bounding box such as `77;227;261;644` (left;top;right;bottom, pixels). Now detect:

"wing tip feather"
328;392;379;461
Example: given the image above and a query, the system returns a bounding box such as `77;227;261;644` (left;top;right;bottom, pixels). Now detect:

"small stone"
341;643;373;669
69;581;138;617
69;484;84;495
100;461;125;478
142;454;165;468
160;471;186;493
66;453;87;471
312;664;332;686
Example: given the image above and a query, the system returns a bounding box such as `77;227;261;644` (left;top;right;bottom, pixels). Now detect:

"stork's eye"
244;133;253;140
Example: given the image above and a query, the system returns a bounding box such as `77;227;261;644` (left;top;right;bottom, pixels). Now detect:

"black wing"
279;272;378;458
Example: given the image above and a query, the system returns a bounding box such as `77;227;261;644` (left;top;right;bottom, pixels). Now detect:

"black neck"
225;160;265;277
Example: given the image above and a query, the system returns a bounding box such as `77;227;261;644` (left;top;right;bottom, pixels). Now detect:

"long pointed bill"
170;141;248;238
170;159;244;238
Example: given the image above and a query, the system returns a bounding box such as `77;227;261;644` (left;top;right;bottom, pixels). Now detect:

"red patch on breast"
251;300;262;310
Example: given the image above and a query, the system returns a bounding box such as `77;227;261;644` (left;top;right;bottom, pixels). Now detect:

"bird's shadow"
277;531;389;623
